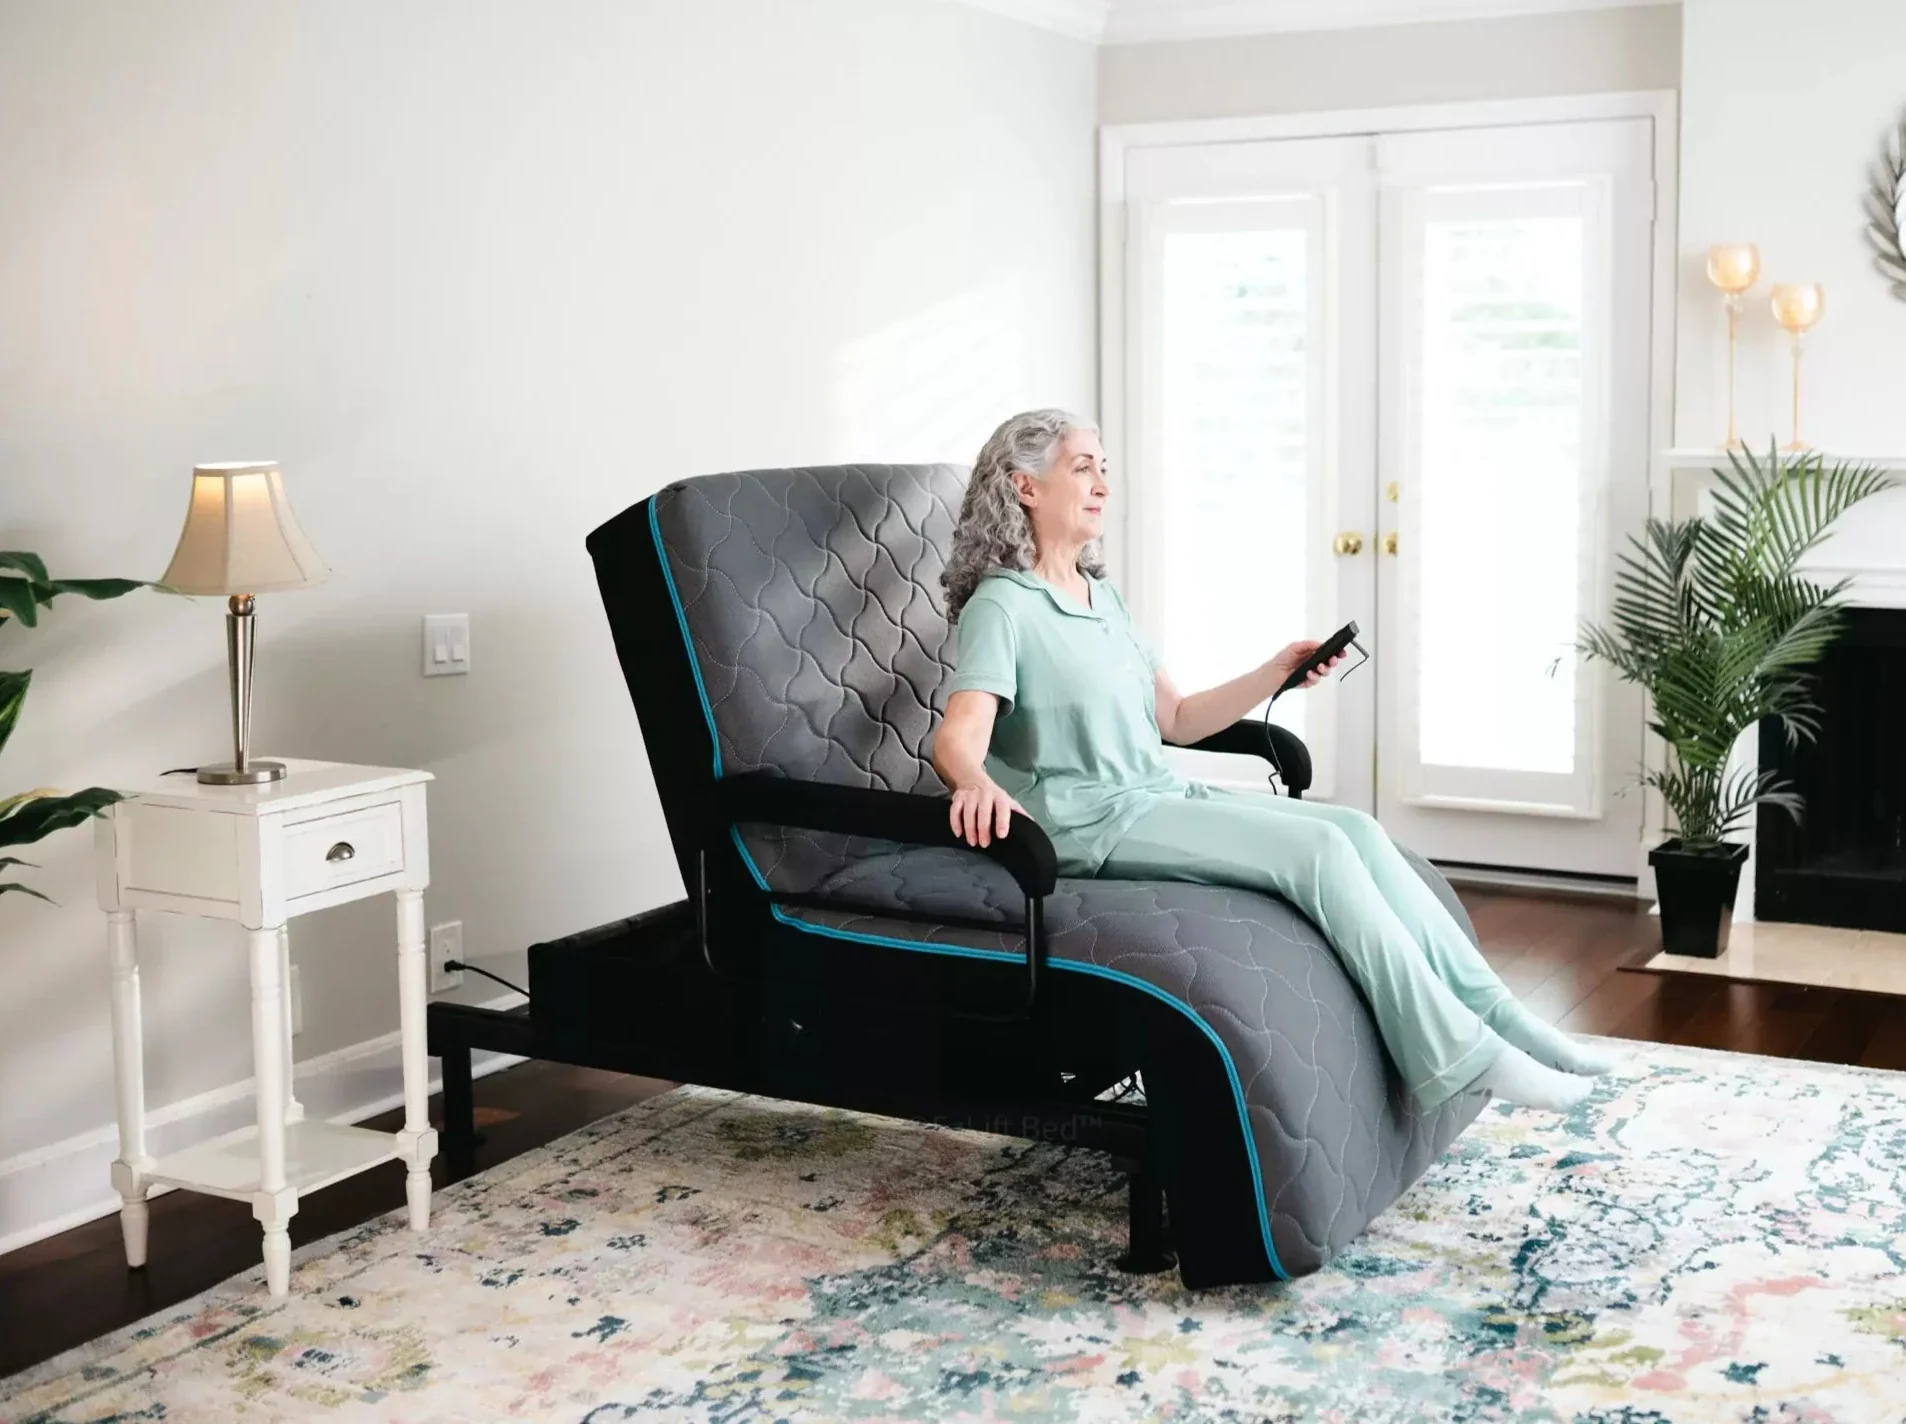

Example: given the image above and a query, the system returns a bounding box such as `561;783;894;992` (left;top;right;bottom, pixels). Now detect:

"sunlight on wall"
830;278;1032;468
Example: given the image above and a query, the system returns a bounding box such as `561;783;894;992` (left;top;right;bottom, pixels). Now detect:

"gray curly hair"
942;409;1105;621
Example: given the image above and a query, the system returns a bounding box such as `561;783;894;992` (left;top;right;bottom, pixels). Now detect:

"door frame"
1098;89;1680;883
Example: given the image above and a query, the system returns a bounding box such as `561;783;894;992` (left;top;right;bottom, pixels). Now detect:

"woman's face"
1015;428;1108;553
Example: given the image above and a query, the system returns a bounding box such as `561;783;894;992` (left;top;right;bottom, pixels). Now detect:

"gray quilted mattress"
778;842;1489;1279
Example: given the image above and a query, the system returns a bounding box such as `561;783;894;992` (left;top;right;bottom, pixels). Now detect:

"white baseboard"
1437;863;1643;899
0;992;527;1260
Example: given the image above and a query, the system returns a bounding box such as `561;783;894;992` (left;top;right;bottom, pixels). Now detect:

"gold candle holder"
1704;243;1760;449
1770;283;1825;452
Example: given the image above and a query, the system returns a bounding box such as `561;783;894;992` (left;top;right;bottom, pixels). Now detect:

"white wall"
0;0;1095;1248
1675;0;1906;471
1099;4;1681;126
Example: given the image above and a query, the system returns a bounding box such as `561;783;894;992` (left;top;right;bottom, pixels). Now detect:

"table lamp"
159;462;327;785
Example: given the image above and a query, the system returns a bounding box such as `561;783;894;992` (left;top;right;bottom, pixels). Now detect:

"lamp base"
197;761;287;786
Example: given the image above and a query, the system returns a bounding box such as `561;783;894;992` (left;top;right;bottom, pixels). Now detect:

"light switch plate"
423;614;470;677
429;921;464;993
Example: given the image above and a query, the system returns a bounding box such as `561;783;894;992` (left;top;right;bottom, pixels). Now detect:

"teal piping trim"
764;906;1287;1281
731;825;770;891
643;495;1287;1282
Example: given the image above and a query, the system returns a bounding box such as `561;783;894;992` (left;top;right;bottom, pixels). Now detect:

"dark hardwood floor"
5;885;1906;1380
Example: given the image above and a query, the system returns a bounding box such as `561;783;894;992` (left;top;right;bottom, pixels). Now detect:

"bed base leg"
440;1033;482;1174
1116;1162;1176;1274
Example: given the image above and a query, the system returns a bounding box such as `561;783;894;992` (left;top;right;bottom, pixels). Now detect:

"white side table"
94;759;437;1298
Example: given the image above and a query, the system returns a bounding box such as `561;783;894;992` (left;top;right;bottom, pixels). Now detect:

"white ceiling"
956;0;1674;44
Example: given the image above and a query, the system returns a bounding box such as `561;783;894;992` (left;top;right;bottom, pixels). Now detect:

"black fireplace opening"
1757;607;1906;931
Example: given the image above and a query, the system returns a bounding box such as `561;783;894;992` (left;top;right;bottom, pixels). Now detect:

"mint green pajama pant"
1096;786;1512;1109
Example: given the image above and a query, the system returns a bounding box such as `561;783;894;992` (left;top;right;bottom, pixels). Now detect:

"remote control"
1273;620;1362;700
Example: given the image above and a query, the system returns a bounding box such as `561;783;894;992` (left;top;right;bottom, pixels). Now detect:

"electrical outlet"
429;921;465;993
423;614;471;677
290;965;304;1037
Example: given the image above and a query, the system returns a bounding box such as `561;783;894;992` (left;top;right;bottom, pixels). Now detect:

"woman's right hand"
950;779;1026;848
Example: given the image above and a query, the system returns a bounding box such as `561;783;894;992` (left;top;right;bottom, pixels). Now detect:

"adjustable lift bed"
427;464;1488;1288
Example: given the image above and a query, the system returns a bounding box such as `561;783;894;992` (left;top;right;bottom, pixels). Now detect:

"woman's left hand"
1270;640;1345;693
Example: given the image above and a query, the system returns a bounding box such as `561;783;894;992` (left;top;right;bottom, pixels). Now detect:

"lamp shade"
159;462;327;596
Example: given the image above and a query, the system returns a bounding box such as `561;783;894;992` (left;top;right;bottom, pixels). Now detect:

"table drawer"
283;801;405;899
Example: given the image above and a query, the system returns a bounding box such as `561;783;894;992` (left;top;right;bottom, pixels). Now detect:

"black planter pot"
1648;839;1749;958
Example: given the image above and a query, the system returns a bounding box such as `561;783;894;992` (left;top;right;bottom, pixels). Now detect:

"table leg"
395;889;435;1230
249;925;294;1297
278;926;304;1125
107;910;150;1269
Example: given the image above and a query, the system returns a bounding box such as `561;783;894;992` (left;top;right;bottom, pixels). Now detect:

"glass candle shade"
1706;244;1761;448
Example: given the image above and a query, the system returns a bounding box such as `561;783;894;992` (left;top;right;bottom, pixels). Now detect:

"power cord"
1259;635;1370;793
443;959;528;999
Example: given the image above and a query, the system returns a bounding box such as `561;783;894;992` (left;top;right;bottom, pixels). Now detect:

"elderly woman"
931;409;1617;1113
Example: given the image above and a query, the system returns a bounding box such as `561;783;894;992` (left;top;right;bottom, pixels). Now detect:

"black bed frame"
426;898;1179;1270
427;723;1308;1278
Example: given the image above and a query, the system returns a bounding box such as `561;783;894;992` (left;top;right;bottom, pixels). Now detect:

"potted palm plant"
1;553;143;902
1576;445;1892;957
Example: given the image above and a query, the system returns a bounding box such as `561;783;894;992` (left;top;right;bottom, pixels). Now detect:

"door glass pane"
1416;209;1583;774
1159;225;1310;731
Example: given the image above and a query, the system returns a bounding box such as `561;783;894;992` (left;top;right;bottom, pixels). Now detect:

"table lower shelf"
145;1120;401;1202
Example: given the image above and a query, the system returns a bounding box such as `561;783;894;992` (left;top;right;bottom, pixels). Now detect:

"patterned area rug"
5;1041;1906;1424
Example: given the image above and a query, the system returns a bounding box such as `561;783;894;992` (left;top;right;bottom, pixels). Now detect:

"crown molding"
1100;0;1674;45
948;0;1111;42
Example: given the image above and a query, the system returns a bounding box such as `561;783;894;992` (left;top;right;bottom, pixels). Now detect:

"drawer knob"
325;841;356;863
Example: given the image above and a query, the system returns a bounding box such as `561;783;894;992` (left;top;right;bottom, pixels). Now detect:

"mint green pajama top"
944;569;1187;875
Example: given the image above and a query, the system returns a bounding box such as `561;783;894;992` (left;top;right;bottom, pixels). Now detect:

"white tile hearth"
1639;919;1906;997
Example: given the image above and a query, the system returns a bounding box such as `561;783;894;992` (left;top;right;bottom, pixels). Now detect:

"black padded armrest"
1183;720;1313;794
710;771;1059;899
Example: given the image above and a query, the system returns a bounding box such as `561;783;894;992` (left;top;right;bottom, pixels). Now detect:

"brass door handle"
1332;532;1365;556
1382;532;1398;556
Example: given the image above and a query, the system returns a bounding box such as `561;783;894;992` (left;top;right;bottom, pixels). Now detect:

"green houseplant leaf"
1;554;145;901
41;578;146;603
0;553;51;583
0;549;146;628
0;786;123;850
1578;442;1892;851
0;855;52;903
0;576;40;627
0;670;25;758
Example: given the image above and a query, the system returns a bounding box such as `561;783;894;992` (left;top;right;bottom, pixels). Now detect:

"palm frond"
1705;443;1893;581
1717;765;1803;839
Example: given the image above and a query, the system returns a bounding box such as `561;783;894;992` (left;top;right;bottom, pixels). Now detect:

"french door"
1115;115;1657;878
